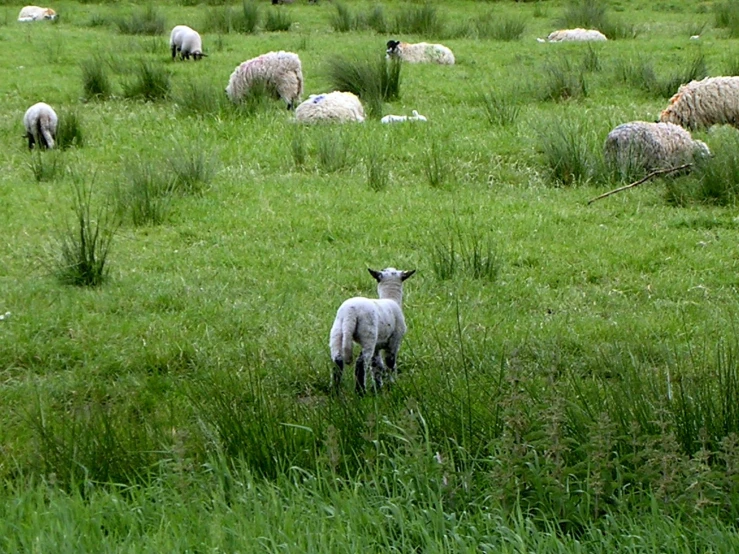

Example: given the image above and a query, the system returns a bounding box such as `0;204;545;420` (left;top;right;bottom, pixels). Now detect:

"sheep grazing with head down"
545;28;607;42
295;91;365;123
386;40;455;65
659;76;739;131
226;51;303;110
23;102;57;150
330;268;416;394
170;25;206;61
18;5;56;21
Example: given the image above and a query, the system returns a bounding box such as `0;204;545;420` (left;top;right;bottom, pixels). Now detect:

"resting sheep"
226;51;303;110
659;76;739;131
18;5;56;21
329;268;416;394
380;110;427;124
170;25;206;61
544;28;607;42
23;102;57;150
603;121;710;176
295;91;365;123
386;40;455;65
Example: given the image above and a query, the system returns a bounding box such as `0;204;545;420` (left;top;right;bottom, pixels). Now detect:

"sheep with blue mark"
295;91;365;123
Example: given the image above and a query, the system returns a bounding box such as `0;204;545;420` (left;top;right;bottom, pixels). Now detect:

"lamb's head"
386;40;401;57
43;8;57;20
369;267;415;304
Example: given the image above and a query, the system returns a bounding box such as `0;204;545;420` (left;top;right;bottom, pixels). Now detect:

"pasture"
2;0;739;550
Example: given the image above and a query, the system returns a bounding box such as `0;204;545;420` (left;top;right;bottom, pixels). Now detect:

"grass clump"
117;161;172;226
475;15;526;41
365;149;389;191
714;0;739;37
28;151;62;183
539;120;600;186
202;1;259;34
115;6;166;36
480;92;520;127
123;60;171;101
325;55;401;118
291;131;307;170
264;8;292;32
558;0;635;40
174;80;229;117
541;58;587;101
167;147;217;195
330;3;361;32
615;53;707;98
431;222;499;281
55;111;84;150
423;142;453;188
81;57;112;100
393;3;444;37
316;130;351;173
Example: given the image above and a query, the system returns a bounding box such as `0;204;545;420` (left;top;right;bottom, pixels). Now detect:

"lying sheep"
23;102;58;150
330;268;416;394
659;76;739;131
380;110;427;124
386;40;455;65
18;5;57;21
226;51;303;110
604;121;710;176
545;28;607;42
170;25;206;61
295;91;365;123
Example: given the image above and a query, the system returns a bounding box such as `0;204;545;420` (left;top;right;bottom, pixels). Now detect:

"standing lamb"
386;40;455;65
23;102;58;150
544;28;607;42
659;76;739;131
603;121;710;176
17;5;56;21
329;268;416;394
294;91;365;123
226;51;303;110
170;25;206;61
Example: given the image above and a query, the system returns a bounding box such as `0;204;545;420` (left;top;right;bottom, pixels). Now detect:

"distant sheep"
381;110;427;124
386;40;455;65
295;91;365;123
23;102;58;150
659;76;739;131
329;268;416;394
604;121;710;176
18;5;56;21
545;28;607;42
226;51;303;110
170;25;206;61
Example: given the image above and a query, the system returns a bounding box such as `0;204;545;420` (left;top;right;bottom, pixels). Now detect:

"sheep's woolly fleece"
603;121;710;175
170;25;205;61
386;41;455;65
226;51;303;109
544;28;607;42
660;76;739;131
295;92;365;123
18;5;56;21
23;102;58;150
381;110;427;124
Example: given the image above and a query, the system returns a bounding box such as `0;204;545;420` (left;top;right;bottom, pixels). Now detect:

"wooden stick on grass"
587;163;692;205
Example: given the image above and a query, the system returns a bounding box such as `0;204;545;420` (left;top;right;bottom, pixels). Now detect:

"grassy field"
2;0;739;550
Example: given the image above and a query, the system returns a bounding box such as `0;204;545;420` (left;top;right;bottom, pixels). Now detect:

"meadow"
2;0;739;550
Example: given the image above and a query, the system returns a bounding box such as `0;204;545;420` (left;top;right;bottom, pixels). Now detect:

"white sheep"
18;5;56;21
386;40;455;65
329;268;416;394
545;28;607;42
380;110;427;124
170;25;206;61
294;91;365;123
23;102;58;150
226;51;303;110
659;76;739;131
603;121;710;176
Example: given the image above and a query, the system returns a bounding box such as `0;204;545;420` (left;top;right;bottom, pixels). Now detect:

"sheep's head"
44;9;57;20
386;40;401;56
368;268;415;282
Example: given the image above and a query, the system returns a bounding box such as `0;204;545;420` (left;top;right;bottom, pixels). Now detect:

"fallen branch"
587;163;692;205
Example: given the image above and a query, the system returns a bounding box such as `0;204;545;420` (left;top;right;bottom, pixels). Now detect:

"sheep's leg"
171;45;177;60
332;358;343;393
371;351;386;391
355;357;366;395
385;350;398;384
27;132;35;150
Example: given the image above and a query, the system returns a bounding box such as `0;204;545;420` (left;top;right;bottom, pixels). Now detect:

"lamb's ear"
401;270;416;281
368;268;382;282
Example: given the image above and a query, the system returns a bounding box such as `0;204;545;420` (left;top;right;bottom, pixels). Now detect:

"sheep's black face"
386;40;400;55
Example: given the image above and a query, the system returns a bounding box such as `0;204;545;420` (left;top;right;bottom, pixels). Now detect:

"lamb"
380;110;427;124
603;121;710;176
18;5;57;21
659;76;739;131
170;25;206;61
23;102;58;150
386;40;455;65
226;51;303;110
329;268;416;394
544;28;607;42
295;91;365;123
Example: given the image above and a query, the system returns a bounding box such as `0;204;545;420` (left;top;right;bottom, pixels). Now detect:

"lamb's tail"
37;114;55;149
330;308;357;365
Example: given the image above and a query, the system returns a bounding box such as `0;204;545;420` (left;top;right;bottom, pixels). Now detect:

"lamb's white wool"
170;25;205;61
329;268;416;394
226;51;303;110
604;121;710;175
546;28;607;42
23;102;58;150
295;91;365;123
659;76;739;131
386;40;455;65
381;110;428;124
18;5;56;21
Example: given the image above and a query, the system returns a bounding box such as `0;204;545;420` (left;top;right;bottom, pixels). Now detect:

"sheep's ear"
368;268;382;282
401;270;416;281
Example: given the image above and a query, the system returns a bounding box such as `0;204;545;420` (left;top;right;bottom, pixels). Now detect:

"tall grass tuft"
202;1;259;34
115;5;166;36
714;0;739;37
330;2;360;32
367;5;388;34
539;120;599;186
28;151;62;183
476;15;526;41
615;54;707;98
431;225;500;282
167;147;217;195
557;0;607;30
316;130;350;173
423;142;452;188
480;92;520;127
365;149;389;191
393;3;444;36
117;161;172;226
264;8;292;32
291;131;307;170
325;56;401;118
123;60;171;101
174;79;229;117
55;111;84;150
80;57;112;100
541;58;587;101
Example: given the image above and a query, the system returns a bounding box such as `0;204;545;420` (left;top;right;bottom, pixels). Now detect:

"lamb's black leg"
171;45;177;60
385;352;397;384
27;132;35;150
372;354;385;391
355;357;366;395
332;358;343;394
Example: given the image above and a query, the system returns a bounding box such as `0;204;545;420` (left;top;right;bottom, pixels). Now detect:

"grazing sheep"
659;76;739;131
17;5;56;21
330;268;416;394
170;25;206;61
380;110;427;124
604;121;710;176
545;28;607;42
23;102;57;150
226;51;303;110
295;91;365;123
386;40;455;65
